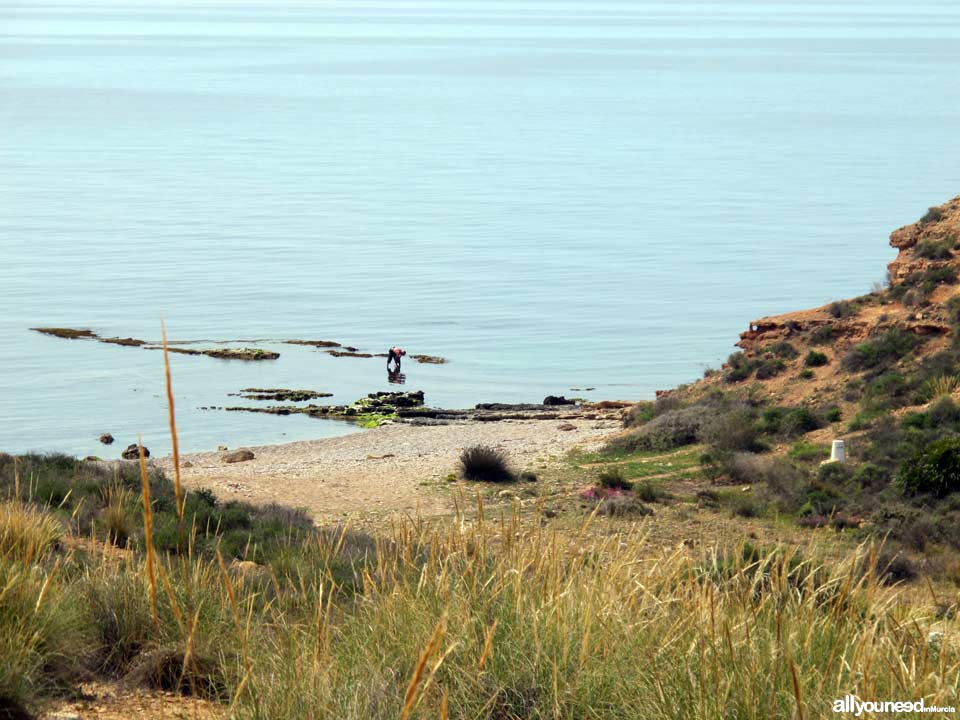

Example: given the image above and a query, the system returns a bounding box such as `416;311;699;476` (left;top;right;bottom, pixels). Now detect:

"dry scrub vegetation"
1;453;959;719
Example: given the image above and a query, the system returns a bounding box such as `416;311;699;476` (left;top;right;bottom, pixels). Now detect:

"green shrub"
804;350;828;367
828;301;857;319
799;368;815;380
702;408;764;452
597;468;632;491
842;328;921;373
915;237;954;260
766;342;799;359
755;358;786;380
761;406;822;437
897;436;960;498
634;481;665;503
605;405;707;454
861;372;910;412
723;352;756;383
920;206;945;224
623;402;655;428
809;324;835;345
852;463;889;491
788;442;830;462
946;296;960;325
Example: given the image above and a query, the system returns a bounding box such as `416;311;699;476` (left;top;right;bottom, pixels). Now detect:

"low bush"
809;324;835;345
805;350;829;367
766;342;799;359
701;408;764;452
597;468;632;491
788;442;830;462
723;351;756;383
842;328;921;373
761;406;823;437
605;405;707;454
897;436;960;498
622;401;655;428
915;237;954;260
828;301;858;319
920;206;945;224
598;495;653;518
459;445;514;483
755;358;786;379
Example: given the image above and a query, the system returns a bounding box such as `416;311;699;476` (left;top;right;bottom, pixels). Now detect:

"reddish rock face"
728;195;960;366
887;196;960;283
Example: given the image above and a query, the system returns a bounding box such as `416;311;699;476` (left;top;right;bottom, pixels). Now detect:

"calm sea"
2;0;958;456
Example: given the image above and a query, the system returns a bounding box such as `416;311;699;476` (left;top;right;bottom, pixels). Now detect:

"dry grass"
0;501;61;562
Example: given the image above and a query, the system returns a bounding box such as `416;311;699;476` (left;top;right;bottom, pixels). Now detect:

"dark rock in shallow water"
543;395;575;406
365;390;425;408
121;444;148;459
327;350;374;359
205;348;279;361
146;346;279;361
411;354;449;364
31;327;97;339
99;433;114;445
231;388;333;402
99;336;147;347
284;339;342;348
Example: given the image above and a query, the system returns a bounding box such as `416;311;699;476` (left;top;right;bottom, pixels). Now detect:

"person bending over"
388;346;406;370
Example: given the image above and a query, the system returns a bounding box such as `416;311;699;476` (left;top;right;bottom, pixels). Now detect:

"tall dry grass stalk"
138;437;158;630
161;319;184;521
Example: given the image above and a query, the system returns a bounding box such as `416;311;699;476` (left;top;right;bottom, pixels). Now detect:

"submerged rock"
99;433;114;445
411;354;449;364
121;444;148;460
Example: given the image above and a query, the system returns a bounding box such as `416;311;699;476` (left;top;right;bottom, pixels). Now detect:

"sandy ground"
155;418;619;523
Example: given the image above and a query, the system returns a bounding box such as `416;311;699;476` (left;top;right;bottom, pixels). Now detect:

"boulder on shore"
543;395;575;406
222;448;255;463
121;444;148;460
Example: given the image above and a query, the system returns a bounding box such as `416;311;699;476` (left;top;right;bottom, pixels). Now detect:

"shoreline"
154;408;624;524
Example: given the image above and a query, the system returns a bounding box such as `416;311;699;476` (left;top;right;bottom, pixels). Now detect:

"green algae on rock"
212;390;426;426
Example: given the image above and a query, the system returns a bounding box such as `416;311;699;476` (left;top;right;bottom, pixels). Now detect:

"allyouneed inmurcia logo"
833;695;956;716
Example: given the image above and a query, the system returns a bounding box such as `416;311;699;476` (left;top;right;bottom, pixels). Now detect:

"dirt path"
155;418;618;524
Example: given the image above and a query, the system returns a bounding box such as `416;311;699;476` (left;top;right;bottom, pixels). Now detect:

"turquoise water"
2;0;958;456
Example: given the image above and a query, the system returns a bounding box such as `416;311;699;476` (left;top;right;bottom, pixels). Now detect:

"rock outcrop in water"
230;388;333;402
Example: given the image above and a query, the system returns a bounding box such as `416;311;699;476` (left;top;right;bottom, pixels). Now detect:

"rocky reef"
229;388;333;402
208;390;624;428
31;327;97;339
284;339;342;348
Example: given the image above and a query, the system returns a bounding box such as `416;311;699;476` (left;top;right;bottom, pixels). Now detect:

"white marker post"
829;439;846;464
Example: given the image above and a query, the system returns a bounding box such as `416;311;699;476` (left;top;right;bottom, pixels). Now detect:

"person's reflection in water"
388;368;406;385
